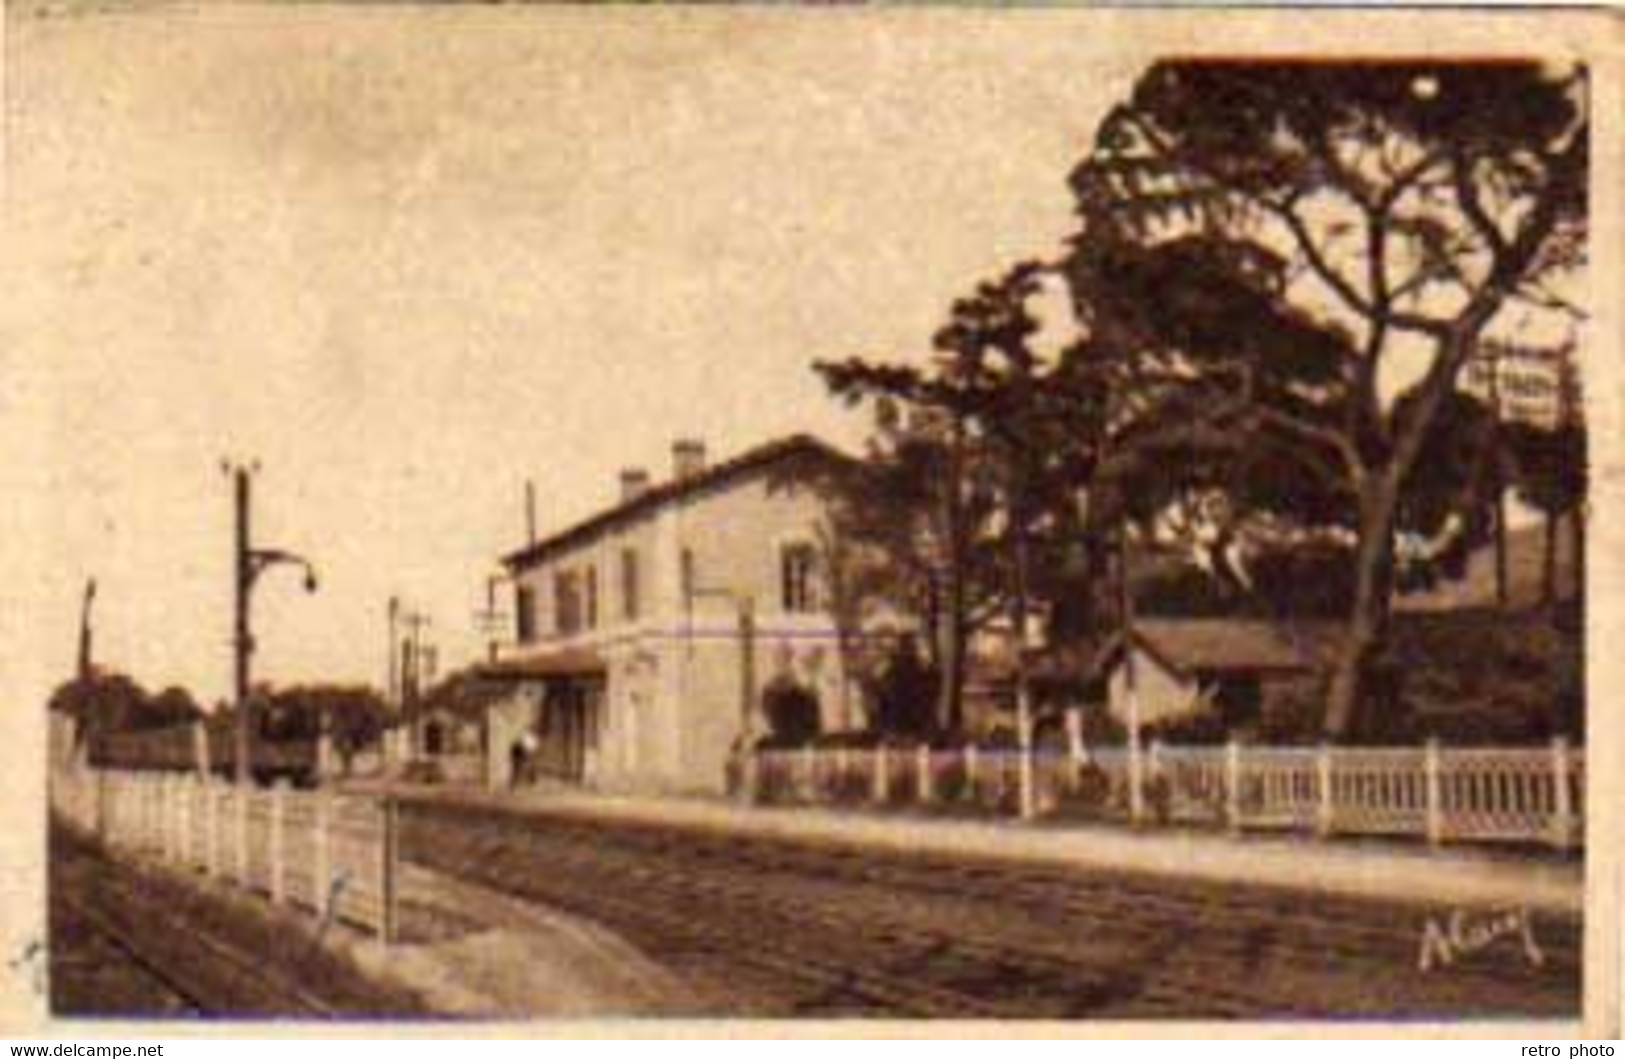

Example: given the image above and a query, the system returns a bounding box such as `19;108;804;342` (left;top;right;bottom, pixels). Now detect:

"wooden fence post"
799;744;815;802
1550;735;1575;851
315;789;333;918
873;744;889;804
157;775;171;860
740;747;760;804
134;775;148;852
139;775;151;850
1316;743;1335;838
154;775;166;859
149;776;160;856
235;787;250;886
94;767;107;841
379;798;398;945
176;774;192;868
128;774;140;848
171;775;184;861
204;781;218;877
148;775;160;853
159;776;169;853
917;744;934;804
964;743;979;803
1225;737;1242;831
1425;738;1443;846
269;782;287;904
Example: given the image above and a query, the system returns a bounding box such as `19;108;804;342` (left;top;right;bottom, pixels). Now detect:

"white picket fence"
51;768;399;942
747;737;1583;850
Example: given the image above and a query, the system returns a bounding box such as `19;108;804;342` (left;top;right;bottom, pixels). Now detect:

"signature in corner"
1418;907;1545;972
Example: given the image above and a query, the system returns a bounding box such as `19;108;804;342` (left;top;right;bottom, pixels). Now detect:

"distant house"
478;435;876;794
1093;618;1337;733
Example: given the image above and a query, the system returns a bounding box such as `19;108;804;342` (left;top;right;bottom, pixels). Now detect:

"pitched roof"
501;434;854;572
475;646;607;681
1106;618;1340;680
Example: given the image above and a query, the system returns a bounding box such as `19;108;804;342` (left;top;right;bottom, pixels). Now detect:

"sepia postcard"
1;0;1621;1040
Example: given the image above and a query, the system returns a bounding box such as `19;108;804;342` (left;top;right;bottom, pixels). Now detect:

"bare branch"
1251;406;1366;485
1116;106;1458;339
1451;148;1511;264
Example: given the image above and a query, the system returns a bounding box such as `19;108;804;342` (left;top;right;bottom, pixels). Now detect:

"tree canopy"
816;60;1587;741
1063;59;1587;737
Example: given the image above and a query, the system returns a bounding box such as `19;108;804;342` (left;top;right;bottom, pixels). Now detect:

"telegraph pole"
393;604;432;758
77;578;97;680
233;465;252;787
225;460;319;788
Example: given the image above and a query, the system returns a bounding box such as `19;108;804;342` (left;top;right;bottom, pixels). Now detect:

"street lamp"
225;461;320;788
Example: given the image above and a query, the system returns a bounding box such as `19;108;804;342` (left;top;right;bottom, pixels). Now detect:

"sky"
4;5;1137;707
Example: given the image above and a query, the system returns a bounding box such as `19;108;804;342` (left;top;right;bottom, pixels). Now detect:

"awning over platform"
476;646;607;682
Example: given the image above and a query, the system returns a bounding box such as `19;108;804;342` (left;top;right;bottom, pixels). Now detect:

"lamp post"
225;460;319;789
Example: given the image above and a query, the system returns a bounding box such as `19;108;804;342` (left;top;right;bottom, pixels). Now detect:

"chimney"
672;438;707;481
619;467;652;503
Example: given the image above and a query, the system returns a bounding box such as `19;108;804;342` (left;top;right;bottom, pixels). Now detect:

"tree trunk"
1542;508;1558;605
939;609;966;735
936;419;969;736
1493;479;1509;609
1010;483;1036;818
1567;502;1585;612
1324;476;1399;741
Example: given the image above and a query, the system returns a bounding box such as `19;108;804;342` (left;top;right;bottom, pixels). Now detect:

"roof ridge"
501;433;851;572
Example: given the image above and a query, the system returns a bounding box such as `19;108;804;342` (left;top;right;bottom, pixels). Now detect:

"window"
621;548;640;621
585;565;599;630
781;542;818;613
555;570;581;635
515;585;537;643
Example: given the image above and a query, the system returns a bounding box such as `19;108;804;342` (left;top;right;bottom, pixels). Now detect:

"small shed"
1095;618;1337;731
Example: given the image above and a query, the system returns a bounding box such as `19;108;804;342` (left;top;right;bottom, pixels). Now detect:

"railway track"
403;799;1581;1020
48;824;427;1019
54;887;336;1018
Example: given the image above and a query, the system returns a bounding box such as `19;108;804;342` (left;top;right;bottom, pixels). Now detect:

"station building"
479;435;874;794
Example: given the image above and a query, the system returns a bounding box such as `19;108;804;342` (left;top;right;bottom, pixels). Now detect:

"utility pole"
77;578;97;680
1011;474;1037;822
939;410;968;735
394;605;432;758
233;465;251;787
387;596;400;710
224;460;319;789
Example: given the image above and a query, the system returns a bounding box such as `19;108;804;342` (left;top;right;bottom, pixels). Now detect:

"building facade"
481;435;868;794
